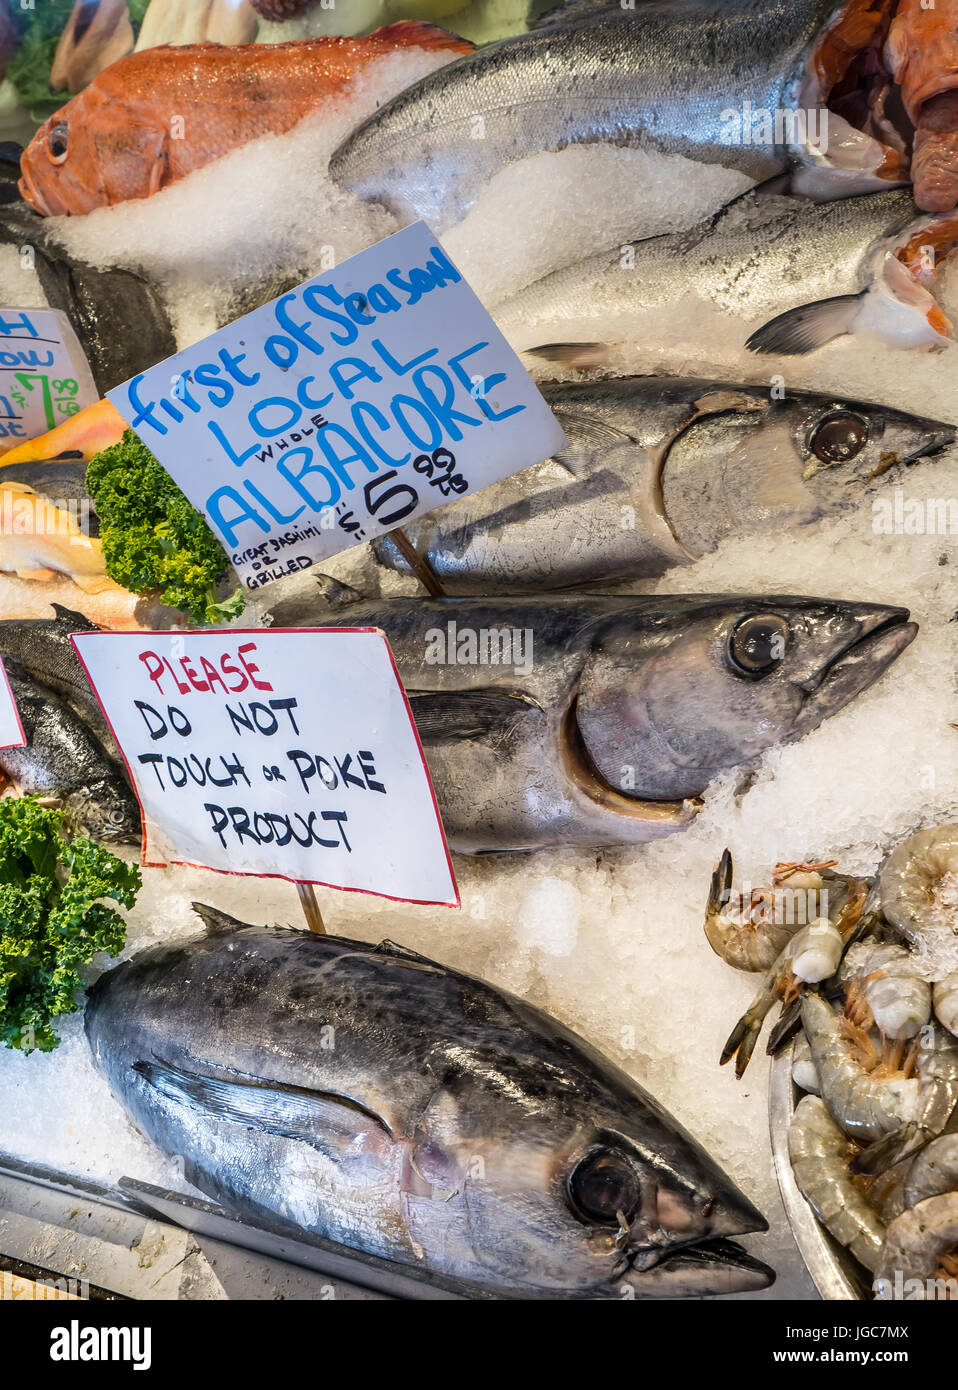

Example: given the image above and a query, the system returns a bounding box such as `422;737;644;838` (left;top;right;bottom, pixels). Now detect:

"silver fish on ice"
373;376;955;592
496;188;958;360
85;906;775;1299
265;588;917;852
329;0;915;232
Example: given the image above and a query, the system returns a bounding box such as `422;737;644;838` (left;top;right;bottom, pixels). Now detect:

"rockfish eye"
109;808;127;824
568;1147;640;1225
728;613;789;677
47;123;68;164
810;413;869;464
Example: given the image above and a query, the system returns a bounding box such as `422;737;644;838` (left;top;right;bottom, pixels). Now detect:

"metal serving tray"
768;1043;871;1301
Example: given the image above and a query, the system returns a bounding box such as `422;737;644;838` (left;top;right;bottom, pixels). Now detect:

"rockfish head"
572;596;917;801
19;83;167;216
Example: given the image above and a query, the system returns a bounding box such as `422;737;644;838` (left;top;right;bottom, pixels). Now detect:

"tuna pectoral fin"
133;1057;391;1157
745;294;864;355
552;412;636;477
14;567;56;582
407;689;541;744
68;572;116;595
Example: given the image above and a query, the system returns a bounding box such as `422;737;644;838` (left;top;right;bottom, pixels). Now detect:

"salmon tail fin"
745;294;864;355
527;341;609;368
375;21;475;55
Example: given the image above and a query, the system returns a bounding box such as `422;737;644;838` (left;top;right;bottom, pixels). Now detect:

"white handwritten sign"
0;308;97;451
107;223;567;592
72;628;458;907
0;658;25;750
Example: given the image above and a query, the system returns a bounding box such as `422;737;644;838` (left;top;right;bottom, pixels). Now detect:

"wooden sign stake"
297;881;326;935
389;528;446;598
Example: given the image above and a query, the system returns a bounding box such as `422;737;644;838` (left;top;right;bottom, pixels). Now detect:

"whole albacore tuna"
496;188;958;362
329;0;910;233
373;376;954;592
85;906;775;1299
265;588;916;851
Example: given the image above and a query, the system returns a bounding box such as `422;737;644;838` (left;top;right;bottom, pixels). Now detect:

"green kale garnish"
86;428;245;627
0;797;141;1053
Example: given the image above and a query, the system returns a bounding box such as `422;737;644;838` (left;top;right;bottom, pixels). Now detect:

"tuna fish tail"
745;294;865;355
0;207;176;393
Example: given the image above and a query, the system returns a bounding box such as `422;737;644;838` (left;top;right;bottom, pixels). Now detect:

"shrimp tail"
850;1122;922;1177
720;1012;761;1078
767;996;802;1056
703;847;733;956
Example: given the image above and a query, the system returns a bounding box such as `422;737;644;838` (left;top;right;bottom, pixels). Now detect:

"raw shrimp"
841;940;932;1044
904;1135;958;1208
855;1027;958;1173
867;1165;909;1227
792;1032;820;1096
874;1194;958;1299
801;994;919;1145
934;970;958;1037
788;1095;887;1273
880;826;958;944
723;867;870;1074
722;919;845;1077
704;850;845;972
704;848;799;972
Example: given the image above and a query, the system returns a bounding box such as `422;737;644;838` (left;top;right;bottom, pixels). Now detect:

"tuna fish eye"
47;123;68;164
728;614;789;677
810;413;869;464
568;1147;640;1225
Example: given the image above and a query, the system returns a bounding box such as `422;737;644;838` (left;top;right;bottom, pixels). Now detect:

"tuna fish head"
573;597;916;801
660;389;956;557
64;774;140;844
404;1013;773;1298
19;85;168;216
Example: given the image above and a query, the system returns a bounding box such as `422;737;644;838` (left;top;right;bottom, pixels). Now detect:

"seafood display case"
0;0;957;1315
